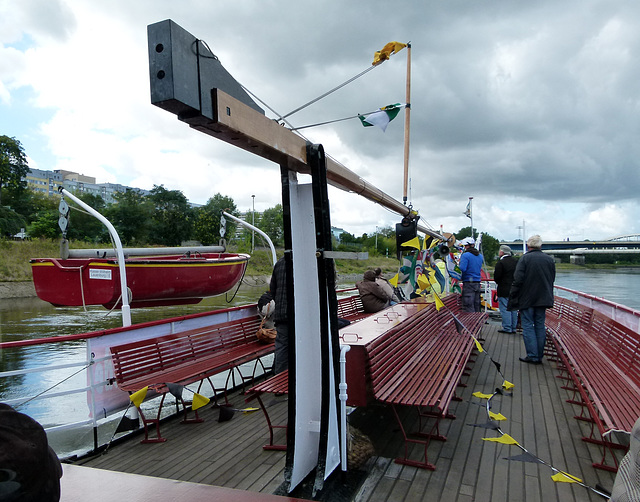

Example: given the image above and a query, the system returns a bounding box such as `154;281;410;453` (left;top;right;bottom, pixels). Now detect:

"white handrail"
60;188;132;327
222;211;277;266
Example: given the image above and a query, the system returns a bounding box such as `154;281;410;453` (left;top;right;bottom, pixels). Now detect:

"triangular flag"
115;415;140;433
482;434;519;445
452;316;465;335
372;41;407;66
491;359;502;374
165;382;184;400
359;103;403;132
218;405;235;422
551;472;582;483
417;274;430;291
433;292;444;311
389;273;399;287
488;411;507;421
472;391;494;400
400;236;421;249
129;386;148;408
192;392;210;411
502;380;515;390
474;338;484;352
241;407;260;414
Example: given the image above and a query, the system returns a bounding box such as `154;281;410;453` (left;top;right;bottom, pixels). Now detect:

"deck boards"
75;314;619;501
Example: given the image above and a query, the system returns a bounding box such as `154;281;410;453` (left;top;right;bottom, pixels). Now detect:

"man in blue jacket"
508;235;556;364
459;237;484;312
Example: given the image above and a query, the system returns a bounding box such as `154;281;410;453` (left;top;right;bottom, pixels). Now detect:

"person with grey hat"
494;245;518;333
0;403;63;501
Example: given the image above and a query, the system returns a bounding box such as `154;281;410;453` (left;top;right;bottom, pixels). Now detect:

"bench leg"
203;376;229;406
179;390;205;425
135;394;167;444
253;393;287;451
390;405;436;470
589;439;626;472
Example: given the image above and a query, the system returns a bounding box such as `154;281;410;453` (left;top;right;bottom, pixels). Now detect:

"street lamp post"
251;195;255;252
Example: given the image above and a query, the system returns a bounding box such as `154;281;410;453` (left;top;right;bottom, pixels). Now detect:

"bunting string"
289;105;407;131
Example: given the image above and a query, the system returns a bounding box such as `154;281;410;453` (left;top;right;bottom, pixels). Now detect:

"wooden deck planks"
76;314;619;501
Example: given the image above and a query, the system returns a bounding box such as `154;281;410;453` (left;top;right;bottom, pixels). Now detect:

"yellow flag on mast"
372;41;408;66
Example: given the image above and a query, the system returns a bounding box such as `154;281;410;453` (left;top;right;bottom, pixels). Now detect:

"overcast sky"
2;0;639;243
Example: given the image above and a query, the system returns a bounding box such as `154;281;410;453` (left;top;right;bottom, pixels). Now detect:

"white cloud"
2;0;640;243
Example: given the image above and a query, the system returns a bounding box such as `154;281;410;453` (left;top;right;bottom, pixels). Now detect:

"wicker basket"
347;424;375;469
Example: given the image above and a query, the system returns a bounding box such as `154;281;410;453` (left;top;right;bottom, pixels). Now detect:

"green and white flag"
359;103;403;132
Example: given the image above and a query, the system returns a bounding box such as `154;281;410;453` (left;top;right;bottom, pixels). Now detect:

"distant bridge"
501;234;640;254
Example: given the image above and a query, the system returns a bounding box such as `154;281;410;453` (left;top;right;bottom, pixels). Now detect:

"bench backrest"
337;295;366;320
590;309;640;388
548;296;640;388
110;315;262;385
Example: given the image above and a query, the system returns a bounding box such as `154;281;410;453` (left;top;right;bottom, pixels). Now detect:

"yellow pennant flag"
389;273;399;287
433;293;444;311
401;236;421;249
472;391;494;400
241;407;260;414
372;41;407;66
551;472;582;483
482;434;519;445
502;380;515;391
473;337;484;353
129;386;148;408
192;392;210;411
417;274;430;291
489;411;507;421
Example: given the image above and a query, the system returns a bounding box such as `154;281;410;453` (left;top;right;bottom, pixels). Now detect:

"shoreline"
0;281;36;299
0;275;362;300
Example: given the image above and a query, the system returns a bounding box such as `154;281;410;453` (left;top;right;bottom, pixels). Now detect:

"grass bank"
0;239;401;283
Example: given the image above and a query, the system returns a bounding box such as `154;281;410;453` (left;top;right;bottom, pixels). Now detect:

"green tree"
0;136;29;206
259;204;283;247
65;192;109;242
105;190;154;245
194;193;237;245
148;185;193;246
0;206;27;237
28;211;60;239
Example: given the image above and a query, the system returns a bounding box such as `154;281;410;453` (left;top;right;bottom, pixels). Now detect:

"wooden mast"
403;43;411;205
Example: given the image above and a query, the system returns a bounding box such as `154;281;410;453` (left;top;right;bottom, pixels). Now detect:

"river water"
1;268;639;457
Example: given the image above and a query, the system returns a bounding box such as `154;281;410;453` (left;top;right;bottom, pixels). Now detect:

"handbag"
256;315;277;344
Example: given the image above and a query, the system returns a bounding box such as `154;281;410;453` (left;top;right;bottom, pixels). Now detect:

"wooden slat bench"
367;294;487;469
546;296;640;471
336;293;368;322
110;314;274;443
246;294;488;469
243;293;370;450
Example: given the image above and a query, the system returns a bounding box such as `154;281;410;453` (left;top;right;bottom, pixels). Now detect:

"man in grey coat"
508;235;556;364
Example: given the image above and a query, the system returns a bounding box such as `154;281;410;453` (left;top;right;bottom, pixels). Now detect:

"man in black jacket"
269;257;289;373
508;235;556;364
494;245;518;333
